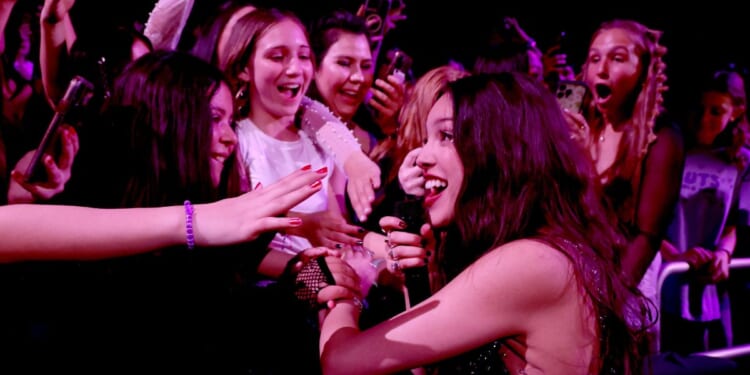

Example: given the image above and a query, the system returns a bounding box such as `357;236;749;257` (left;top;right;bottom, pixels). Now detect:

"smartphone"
555;80;589;114
24;76;94;183
376;48;412;84
369;48;412;118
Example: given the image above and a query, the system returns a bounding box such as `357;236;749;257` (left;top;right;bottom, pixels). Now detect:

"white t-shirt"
236;118;336;254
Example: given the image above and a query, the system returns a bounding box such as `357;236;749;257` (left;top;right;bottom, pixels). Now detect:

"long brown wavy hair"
437;72;653;374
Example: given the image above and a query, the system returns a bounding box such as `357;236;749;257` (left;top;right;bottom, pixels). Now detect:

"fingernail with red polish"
288;217;302;226
301;164;312;171
316;166;328;174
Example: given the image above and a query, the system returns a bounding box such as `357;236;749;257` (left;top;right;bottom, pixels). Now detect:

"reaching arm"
622;124;685;283
0;0;17;55
39;0;77;107
0;203;185;261
319;239;579;374
299;96;381;222
0;167;325;262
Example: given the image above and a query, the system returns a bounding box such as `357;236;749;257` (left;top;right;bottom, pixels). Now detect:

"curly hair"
581;19;668;223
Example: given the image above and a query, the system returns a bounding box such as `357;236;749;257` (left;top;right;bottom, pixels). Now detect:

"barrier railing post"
655;257;750;357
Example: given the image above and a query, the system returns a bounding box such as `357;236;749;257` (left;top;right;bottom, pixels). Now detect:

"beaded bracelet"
184;200;195;250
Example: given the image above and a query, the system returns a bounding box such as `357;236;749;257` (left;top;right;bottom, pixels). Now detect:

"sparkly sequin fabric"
433;340;509;374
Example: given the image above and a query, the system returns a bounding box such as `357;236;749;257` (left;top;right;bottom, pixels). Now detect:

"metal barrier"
656;257;750;358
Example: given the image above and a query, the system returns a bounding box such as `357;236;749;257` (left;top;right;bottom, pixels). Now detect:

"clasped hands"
683;246;731;284
313;215;434;310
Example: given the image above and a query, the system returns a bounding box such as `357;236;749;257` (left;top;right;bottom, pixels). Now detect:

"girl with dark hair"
19;50;253;373
318;72;652;374
100;49;238;205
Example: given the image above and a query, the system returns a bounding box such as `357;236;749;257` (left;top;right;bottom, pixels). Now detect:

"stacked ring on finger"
385;231;397;249
388;248;398;261
390;261;401;272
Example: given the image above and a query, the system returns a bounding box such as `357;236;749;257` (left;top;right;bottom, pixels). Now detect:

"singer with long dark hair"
318;72;653;374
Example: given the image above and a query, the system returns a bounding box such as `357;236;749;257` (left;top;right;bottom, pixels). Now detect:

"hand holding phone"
369;48;411;131
555;80;590;114
8;125;79;203
376;48;412;84
24;76;93;183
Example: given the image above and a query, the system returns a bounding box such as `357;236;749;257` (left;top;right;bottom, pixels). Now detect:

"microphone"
24;76;94;183
393;195;431;307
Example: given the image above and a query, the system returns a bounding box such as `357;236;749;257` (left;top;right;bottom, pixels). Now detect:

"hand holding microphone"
382;195;432;308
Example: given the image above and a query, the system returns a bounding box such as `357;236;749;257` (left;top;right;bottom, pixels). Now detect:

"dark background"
69;0;749;116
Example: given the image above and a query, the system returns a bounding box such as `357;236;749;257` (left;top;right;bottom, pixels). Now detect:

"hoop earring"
235;82;250;118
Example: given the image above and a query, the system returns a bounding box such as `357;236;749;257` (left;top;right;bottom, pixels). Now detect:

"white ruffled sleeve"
299;96;363;170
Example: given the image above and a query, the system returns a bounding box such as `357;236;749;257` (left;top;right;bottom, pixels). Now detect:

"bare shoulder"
469;239;576;298
650;123;685;159
481;238;571;269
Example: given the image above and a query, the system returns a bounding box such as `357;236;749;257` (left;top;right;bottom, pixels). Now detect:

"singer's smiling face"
417;94;462;228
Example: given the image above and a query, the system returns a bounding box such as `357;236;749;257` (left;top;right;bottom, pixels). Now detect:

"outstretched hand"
345;152;381;222
289;209;365;249
192;166;328;246
318;254;363;304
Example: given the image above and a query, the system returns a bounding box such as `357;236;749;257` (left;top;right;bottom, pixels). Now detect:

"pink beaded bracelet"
184;200;195;250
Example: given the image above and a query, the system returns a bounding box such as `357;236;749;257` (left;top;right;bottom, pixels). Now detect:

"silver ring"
352;297;364;311
390;261;401;272
388;249;398;261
